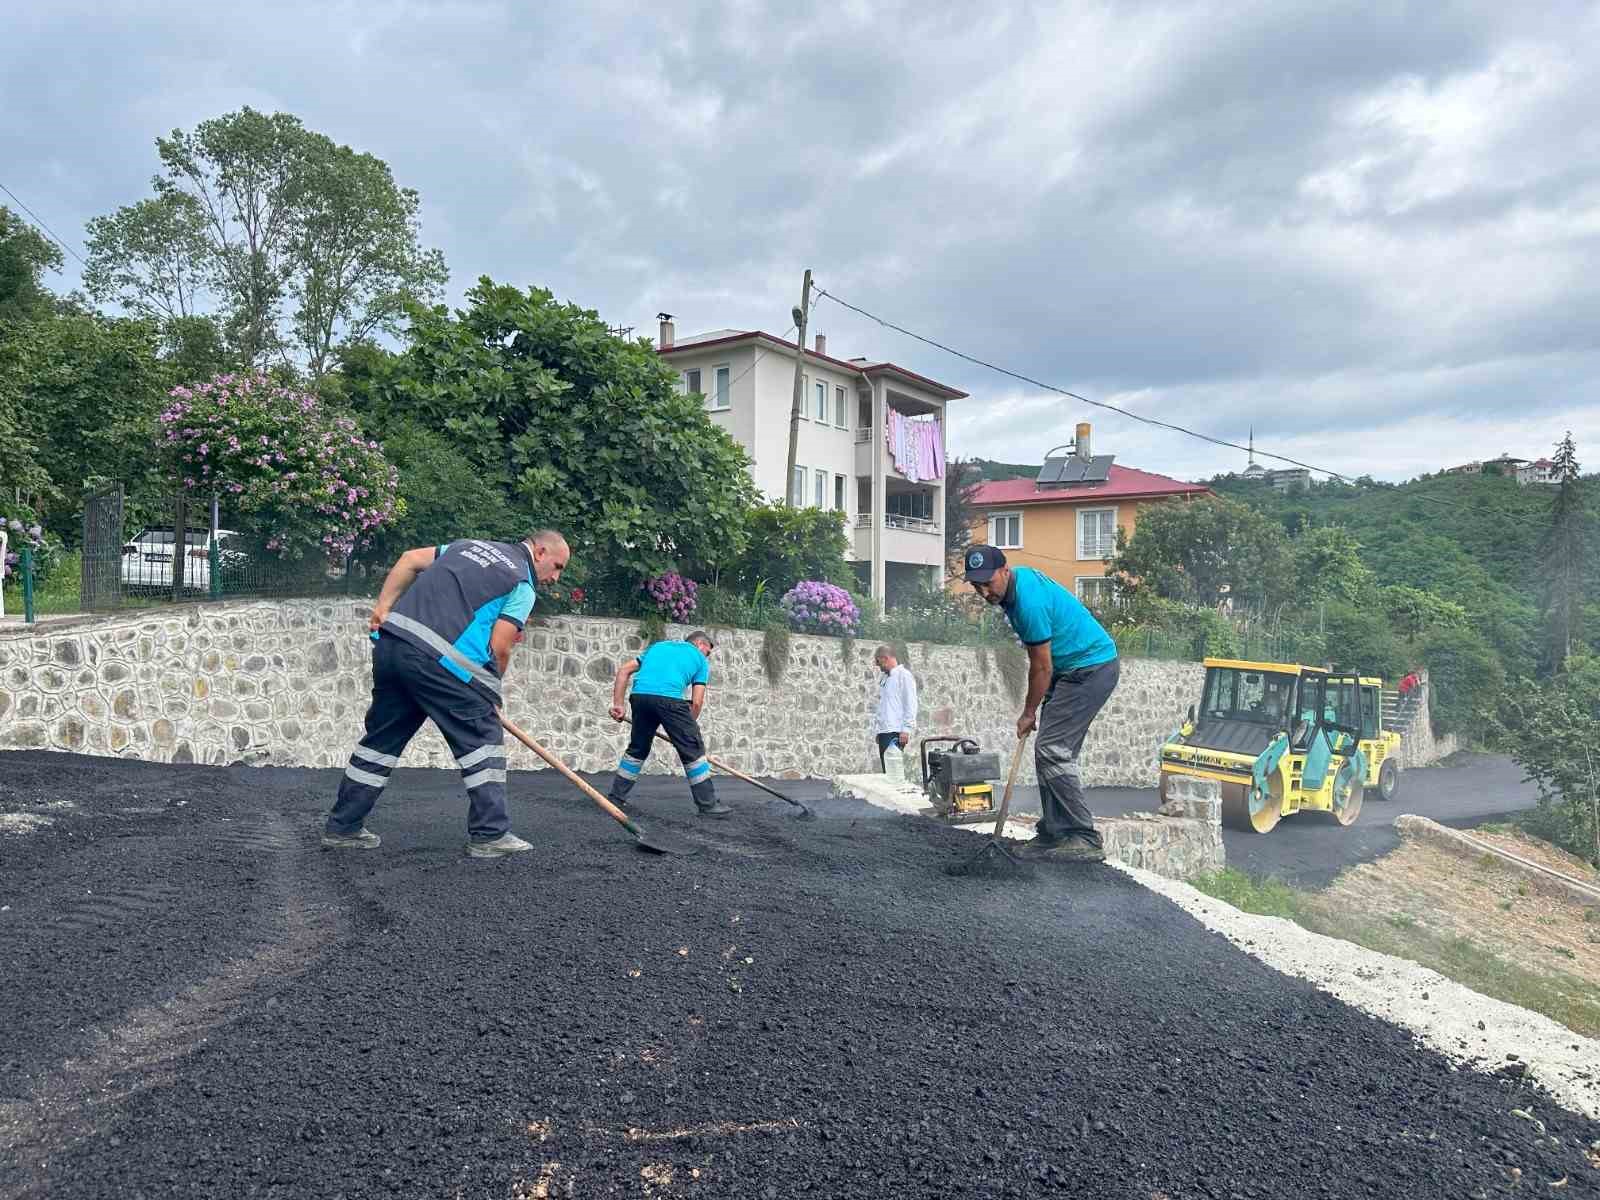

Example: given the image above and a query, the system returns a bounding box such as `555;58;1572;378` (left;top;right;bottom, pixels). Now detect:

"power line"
0;181;88;268
814;285;1557;526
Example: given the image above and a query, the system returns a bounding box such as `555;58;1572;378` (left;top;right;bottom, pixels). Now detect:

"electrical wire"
0;181;88;268
814;285;1560;525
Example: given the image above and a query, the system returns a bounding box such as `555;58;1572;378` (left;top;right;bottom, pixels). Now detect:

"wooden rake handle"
653;733;784;801
498;711;638;833
992;733;1032;838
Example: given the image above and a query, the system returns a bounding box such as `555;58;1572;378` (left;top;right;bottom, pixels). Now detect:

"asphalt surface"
4;750;1596;1199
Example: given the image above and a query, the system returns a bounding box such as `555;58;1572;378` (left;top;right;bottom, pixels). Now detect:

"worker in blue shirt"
605;631;731;817
965;545;1120;862
322;531;570;858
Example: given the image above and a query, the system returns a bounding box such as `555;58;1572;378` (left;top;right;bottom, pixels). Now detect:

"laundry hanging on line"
883;411;944;483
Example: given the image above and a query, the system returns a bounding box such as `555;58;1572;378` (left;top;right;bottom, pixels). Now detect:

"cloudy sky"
5;0;1599;482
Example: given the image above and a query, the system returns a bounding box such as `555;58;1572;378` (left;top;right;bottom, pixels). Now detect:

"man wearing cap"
964;544;1120;862
605;631;732;818
322;530;571;858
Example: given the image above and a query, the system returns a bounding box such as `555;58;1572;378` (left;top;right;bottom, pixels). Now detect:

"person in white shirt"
873;645;918;770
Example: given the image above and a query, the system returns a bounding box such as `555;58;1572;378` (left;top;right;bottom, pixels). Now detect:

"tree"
1380;584;1468;641
1496;655;1600;865
725;502;852;597
0;206;62;323
1291;526;1373;605
1107;495;1293;608
337;279;759;597
944;457;983;569
84;107;447;375
1421;624;1505;736
1540;433;1586;671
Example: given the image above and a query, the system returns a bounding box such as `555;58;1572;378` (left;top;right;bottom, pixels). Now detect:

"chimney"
814;332;826;356
657;312;675;349
1074;421;1092;461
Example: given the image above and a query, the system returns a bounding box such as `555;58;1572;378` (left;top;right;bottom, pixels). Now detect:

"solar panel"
1034;455;1114;487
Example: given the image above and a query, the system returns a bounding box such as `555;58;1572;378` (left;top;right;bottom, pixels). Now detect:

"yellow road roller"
1157;659;1404;833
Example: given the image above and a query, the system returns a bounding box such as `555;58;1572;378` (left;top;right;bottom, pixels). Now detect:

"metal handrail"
854;513;941;533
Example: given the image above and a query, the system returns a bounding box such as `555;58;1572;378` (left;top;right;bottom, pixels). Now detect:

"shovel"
654;733;815;820
498;712;692;856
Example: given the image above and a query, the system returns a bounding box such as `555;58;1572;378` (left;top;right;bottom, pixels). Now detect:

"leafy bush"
1495;657;1600;865
1422;625;1506;736
724;502;852;596
159;372;400;563
643;571;697;623
781;580;861;637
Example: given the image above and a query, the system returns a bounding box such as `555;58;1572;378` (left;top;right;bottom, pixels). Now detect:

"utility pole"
783;269;812;506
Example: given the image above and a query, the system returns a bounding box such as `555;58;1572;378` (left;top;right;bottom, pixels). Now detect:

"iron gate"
81;485;125;612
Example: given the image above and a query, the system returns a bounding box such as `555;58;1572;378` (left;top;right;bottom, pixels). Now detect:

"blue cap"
962;544;1007;583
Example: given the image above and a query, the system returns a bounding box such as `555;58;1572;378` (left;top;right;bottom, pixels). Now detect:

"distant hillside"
967;458;1040;482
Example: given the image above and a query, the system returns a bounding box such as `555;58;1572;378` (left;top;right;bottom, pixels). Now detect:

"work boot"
606;793;628;811
695;800;733;819
466;831;534;859
1014;835;1062;858
1036;838;1106;864
322;827;380;850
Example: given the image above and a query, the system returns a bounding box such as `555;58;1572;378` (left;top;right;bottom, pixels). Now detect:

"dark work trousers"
1035;657;1121;847
326;632;510;843
607;694;719;810
876;731;906;769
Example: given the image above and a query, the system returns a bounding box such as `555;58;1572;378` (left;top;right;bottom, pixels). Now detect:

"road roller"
1157;659;1403;833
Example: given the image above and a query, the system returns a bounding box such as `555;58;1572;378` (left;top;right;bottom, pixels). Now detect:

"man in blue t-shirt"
965;544;1120;862
322;530;570;858
605;631;731;817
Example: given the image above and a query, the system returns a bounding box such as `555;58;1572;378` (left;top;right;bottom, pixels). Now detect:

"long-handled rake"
944;733;1033;879
654;733;816;820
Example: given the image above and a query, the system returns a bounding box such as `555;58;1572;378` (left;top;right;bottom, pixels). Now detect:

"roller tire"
1377;759;1400;802
1220;781;1281;834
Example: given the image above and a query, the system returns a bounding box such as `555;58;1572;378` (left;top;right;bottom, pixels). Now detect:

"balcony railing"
855;513;941;534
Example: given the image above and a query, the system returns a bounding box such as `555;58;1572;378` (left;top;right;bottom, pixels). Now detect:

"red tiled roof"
971;465;1209;506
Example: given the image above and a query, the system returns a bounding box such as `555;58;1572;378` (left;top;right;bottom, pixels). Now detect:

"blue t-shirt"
1001;566;1117;674
631;640;710;700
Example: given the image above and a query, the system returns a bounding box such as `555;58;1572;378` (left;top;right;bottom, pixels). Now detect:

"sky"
4;0;1599;484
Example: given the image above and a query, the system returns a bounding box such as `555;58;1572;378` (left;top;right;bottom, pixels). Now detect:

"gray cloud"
4;0;1598;481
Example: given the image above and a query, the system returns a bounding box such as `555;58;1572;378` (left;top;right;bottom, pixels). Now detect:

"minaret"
1243;427;1266;479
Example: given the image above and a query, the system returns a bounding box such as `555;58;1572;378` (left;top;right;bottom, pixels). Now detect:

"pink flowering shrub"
643;571;698;623
159;373;402;563
781;580;860;636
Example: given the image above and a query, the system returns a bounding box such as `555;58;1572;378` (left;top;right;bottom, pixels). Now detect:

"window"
814;468;827;508
834;473;846;511
1077;507;1117;560
683;368;701;395
712;365;730;410
1076;577;1115;609
988;511;1022;549
791;465;806;506
834;386;847;428
814;379;828;422
887;491;934;520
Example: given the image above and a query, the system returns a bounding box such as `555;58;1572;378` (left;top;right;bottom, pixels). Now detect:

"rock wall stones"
1393;681;1460;769
0;600;1204;784
1097;774;1225;880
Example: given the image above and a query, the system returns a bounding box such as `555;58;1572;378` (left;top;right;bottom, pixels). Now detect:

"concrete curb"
1394;815;1600;908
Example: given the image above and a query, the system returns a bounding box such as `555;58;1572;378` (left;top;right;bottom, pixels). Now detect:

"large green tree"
1497;655;1600;865
1108;494;1293;609
0;206;63;324
84;107;447;376
336;279;759;595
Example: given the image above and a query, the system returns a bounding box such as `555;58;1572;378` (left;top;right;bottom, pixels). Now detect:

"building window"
834;473;846;511
791;465;806;506
711;365;730;410
814;468;827;508
1076;576;1115;609
988;511;1022;549
1077;507;1117;560
683;368;701;395
814;379;828;422
834;386;847;428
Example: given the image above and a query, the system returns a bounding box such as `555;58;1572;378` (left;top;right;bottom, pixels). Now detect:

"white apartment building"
656;318;965;605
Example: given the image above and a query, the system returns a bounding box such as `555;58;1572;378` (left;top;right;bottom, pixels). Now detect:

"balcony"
852;512;945;567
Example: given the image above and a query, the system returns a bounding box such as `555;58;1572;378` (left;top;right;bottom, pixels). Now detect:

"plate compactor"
919;736;1002;825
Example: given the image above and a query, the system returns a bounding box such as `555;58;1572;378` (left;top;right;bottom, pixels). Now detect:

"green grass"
1190;867;1600;1038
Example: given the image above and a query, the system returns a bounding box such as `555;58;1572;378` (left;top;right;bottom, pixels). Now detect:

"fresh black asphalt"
1;750;1593;1199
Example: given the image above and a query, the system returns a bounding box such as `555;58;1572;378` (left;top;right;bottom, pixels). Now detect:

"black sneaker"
1015;835;1063;857
1036;838;1106;864
322;827;380;850
607;794;628;810
695;800;733;819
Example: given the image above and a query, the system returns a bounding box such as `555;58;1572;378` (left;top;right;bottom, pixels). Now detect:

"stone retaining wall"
0;599;1202;785
0;600;1464;782
1393;681;1460;769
